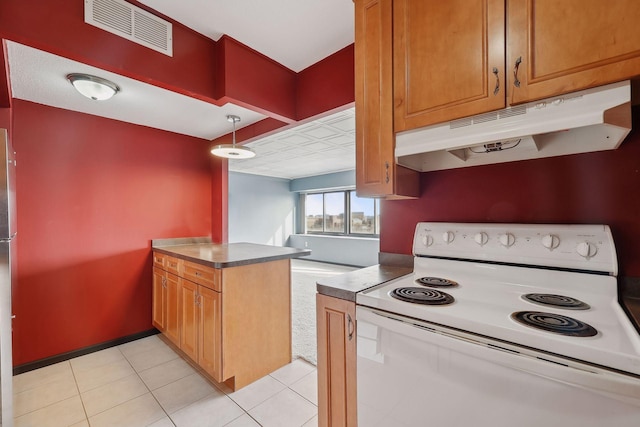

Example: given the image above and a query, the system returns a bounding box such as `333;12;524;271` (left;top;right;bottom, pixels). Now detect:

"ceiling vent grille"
85;0;173;56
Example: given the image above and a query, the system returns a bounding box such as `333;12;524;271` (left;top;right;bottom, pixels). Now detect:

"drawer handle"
347;314;354;341
513;56;522;88
195;271;202;277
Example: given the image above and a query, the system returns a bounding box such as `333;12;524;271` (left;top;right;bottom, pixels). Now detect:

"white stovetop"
357;257;640;376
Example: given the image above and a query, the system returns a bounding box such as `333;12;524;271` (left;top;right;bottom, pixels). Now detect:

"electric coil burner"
356;223;640;426
511;311;598;337
415;277;459;287
522;293;590;310
390;287;454;305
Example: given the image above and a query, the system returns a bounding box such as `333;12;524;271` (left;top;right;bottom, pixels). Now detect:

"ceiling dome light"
67;73;120;101
211;115;256;159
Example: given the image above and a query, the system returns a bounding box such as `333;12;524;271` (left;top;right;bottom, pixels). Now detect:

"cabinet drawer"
183;261;220;291
152;252;166;269
165;256;182;275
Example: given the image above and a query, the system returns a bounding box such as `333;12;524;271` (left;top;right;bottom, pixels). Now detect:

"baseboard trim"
13;329;160;375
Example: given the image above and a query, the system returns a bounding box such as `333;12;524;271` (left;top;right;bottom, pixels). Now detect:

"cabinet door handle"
513;56;522;88
195;294;201;306
347;314;354;341
385;162;390;184
162;277;167;288
492;67;500;95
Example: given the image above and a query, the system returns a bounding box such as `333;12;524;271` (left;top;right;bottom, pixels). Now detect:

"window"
303;190;380;236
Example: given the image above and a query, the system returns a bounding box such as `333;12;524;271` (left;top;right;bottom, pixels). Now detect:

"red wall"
381;107;640;277
12;100;212;365
296;44;355;121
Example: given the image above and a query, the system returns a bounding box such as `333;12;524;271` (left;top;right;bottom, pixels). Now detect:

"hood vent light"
396;81;631;172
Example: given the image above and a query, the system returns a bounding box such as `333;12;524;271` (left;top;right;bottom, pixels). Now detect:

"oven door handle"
358;307;640;407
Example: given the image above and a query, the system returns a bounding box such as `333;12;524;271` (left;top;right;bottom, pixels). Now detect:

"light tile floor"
13;335;318;427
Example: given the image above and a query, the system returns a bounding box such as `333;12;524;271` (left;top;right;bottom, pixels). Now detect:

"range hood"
395;80;632;172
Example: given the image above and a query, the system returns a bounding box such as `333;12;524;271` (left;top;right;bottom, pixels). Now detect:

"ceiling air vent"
84;0;173;56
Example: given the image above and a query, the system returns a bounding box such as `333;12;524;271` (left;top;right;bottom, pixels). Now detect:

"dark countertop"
620;276;640;334
316;254;413;301
153;242;311;269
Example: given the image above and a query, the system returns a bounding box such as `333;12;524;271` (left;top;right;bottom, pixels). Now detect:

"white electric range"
356;223;640;426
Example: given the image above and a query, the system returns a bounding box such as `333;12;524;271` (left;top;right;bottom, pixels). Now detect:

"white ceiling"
6;41;267;139
139;0;355;73
6;1;356;180
229;107;355;179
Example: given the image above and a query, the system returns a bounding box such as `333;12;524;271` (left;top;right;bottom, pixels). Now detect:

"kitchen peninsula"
152;238;310;390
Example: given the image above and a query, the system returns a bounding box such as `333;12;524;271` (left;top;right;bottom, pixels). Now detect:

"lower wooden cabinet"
179;279;223;381
198;286;222;381
316;293;357;427
153;251;291;390
152;266;180;347
164;272;180;346
152;267;166;332
179;278;199;361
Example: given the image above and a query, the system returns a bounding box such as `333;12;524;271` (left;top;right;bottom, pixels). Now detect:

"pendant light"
211;115;256;159
67;73;120;101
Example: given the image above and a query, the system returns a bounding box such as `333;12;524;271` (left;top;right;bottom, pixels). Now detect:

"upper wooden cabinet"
355;0;420;198
388;0;640;132
394;0;506;131
507;0;640;104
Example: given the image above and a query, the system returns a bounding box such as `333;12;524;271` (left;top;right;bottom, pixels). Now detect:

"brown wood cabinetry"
152;251;291;390
198;286;222;381
179;278;199;361
316;293;357;427
356;0;640;165
152;259;180;346
394;0;506;131
507;0;640;104
152;266;166;332
355;0;419;199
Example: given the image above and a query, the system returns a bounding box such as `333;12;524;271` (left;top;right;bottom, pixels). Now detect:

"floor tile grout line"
68;359;92;425
12;361;86;421
119;342;177;426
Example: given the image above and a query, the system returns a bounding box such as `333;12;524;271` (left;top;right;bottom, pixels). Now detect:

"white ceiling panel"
228;107;356;179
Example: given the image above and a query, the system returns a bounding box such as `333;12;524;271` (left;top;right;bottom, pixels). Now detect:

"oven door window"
356;307;640;427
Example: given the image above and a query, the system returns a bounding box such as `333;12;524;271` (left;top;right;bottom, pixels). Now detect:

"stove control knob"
474;232;488;246
576;241;597;259
499;233;515;248
442;231;455;244
421;234;434;247
541;234;560;250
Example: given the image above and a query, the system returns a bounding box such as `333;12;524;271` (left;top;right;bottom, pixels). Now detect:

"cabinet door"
179;279;199;361
507;0;640;104
316;294;357;427
165;272;181;346
355;0;394;197
152;267;166;332
198;286;222;382
355;0;419;198
394;0;506;130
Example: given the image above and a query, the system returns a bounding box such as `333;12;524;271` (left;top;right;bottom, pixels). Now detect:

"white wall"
229;169;379;267
228;172;296;246
289;234;378;267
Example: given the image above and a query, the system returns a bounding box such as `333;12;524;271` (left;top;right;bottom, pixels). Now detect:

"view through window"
304;191;380;235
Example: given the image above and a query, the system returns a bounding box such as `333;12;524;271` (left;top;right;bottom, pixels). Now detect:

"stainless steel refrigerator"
0;129;15;426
